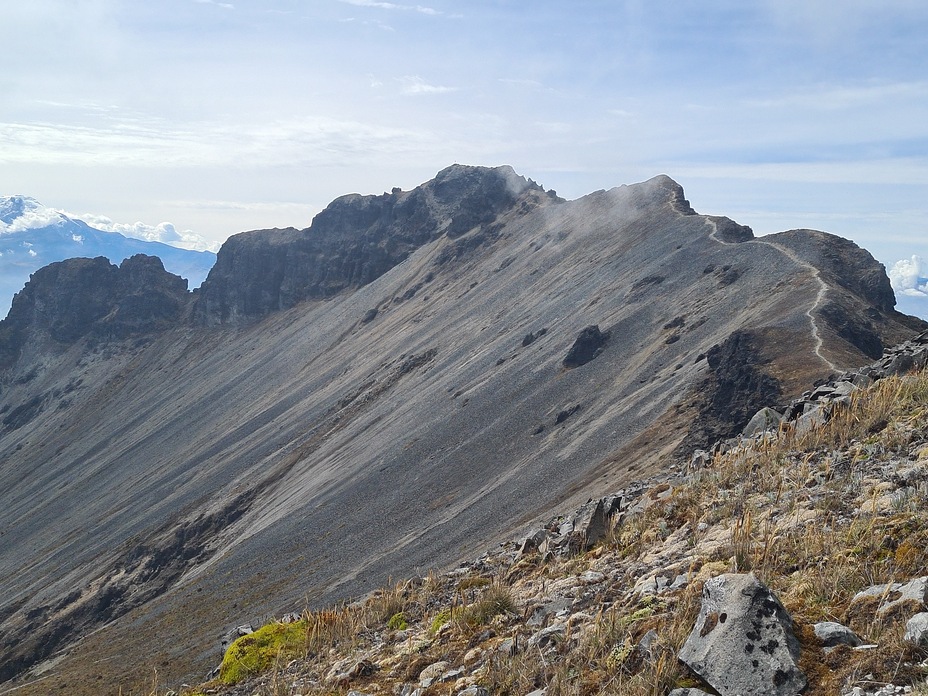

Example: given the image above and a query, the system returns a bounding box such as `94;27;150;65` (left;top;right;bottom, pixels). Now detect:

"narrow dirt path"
706;218;839;372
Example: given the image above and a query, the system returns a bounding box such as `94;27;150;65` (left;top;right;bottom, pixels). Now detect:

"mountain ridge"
0;165;924;693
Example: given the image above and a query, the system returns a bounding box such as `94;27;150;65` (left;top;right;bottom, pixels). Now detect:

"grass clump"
457;583;516;628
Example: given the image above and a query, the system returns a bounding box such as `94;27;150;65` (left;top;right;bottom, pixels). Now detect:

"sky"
2;0;928;313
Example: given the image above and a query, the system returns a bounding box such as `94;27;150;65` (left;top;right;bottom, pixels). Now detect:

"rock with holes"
678;573;805;696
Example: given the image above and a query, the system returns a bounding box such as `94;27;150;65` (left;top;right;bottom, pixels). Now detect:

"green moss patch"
219;619;307;684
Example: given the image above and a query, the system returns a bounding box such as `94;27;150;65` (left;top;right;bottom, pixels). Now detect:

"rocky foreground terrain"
183;334;928;696
0;165;925;693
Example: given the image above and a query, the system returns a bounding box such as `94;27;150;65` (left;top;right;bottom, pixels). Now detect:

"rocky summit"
0;165;924;694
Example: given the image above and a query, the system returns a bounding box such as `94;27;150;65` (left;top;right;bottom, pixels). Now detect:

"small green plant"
387;611;408;630
429;608;452;635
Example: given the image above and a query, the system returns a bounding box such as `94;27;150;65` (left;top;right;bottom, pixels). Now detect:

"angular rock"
849;577;928;623
417;660;450;688
904;612;928;646
668;690;714;696
528;624;566;648
572;498;608;550
519;528;548;555
562;325;610;368
743;407;783;437
794;405;826;437
813;621;861;648
456;687;490;696
678;573;805;696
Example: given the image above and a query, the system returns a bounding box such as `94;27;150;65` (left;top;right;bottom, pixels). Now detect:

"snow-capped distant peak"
0;195;67;229
0;195;220;252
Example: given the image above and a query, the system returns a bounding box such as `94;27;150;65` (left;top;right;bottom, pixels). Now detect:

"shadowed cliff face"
0;166;924;694
0;255;188;371
192;165;552;324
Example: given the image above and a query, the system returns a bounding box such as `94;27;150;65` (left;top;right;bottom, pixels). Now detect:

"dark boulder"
563;325;611;368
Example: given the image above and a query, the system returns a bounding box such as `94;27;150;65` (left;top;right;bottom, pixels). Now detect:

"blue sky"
2;0;927;312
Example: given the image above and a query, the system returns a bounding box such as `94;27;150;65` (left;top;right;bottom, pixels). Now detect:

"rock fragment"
814;621;862;649
678;573;805;696
562;325;610;368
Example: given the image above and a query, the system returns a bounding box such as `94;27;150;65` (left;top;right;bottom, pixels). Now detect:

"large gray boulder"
678;573;806;696
742;407;783;437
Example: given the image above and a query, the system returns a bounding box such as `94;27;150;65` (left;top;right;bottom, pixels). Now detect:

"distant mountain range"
0;196;216;316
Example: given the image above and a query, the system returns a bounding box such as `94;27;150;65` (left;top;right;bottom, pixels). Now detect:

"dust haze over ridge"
0;165;924;694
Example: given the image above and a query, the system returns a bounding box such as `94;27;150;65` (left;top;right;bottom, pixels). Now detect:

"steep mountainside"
0;165;923;694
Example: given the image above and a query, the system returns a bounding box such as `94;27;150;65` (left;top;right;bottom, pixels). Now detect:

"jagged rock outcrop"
0;254;187;369
773;229;897;314
680;330;783;453
192;165;551;324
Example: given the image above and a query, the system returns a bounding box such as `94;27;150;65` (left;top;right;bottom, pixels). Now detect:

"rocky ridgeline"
731;329;928;444
189;354;928;696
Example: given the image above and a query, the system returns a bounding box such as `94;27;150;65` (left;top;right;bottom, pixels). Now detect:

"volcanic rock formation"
0;165;924;693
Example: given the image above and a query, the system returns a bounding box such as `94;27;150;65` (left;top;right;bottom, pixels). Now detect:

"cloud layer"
71;214;220;252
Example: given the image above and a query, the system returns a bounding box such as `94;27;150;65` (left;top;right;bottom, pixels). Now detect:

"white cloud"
0;116;436;169
0;195;218;252
340;0;440;15
0;200;67;234
194;0;234;9
399;76;457;95
71;213;220;252
889;255;928;297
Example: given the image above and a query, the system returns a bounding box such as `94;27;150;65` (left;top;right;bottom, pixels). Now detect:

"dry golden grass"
180;368;928;696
